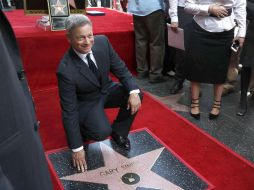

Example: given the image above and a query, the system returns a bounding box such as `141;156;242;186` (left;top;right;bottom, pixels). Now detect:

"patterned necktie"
86;53;101;81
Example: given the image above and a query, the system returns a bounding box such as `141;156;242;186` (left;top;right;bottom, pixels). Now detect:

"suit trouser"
172;7;192;82
80;83;142;141
165;7;192;81
133;10;165;79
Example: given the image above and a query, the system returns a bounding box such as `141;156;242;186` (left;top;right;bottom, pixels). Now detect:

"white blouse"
184;0;246;37
168;0;187;22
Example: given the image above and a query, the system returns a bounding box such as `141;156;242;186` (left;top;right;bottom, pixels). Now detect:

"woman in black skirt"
237;0;254;116
184;0;246;120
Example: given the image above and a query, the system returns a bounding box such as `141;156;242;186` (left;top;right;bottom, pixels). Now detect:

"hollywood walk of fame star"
61;143;183;190
68;0;76;8
51;0;67;16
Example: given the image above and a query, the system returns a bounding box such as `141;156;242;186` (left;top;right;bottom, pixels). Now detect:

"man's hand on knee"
72;149;87;173
127;93;141;115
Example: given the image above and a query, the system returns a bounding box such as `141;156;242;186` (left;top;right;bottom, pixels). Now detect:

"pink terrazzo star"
61;143;182;190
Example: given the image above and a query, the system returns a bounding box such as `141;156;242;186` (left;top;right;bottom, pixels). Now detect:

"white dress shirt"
184;0;246;37
73;49;98;68
72;48;140;152
168;0;187;22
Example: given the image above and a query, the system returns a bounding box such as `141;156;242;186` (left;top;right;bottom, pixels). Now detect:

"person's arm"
233;0;247;47
57;72;82;149
106;36;139;92
104;36;142;114
57;71;87;172
185;0;230;21
184;0;210;16
168;0;179;32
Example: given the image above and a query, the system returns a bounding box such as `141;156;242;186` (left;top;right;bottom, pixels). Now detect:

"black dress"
184;21;234;84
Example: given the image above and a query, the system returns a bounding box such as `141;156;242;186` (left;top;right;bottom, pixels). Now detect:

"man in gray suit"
0;10;53;190
57;14;142;173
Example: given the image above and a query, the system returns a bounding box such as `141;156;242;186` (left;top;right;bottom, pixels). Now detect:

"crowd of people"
127;0;253;119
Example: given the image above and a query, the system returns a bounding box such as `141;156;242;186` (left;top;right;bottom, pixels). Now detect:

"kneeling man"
57;15;142;173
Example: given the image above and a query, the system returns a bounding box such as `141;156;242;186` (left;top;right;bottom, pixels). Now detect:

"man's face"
68;24;94;54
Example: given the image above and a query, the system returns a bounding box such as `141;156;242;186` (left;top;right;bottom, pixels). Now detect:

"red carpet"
34;88;254;190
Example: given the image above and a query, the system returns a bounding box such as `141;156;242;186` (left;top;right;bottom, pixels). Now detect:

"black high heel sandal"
190;98;200;120
209;100;221;120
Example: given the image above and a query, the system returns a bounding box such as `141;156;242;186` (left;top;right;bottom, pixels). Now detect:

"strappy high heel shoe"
209;100;221;120
190;98;200;120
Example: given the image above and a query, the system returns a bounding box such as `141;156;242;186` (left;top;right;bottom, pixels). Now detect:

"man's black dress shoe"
170;80;183;94
111;133;131;150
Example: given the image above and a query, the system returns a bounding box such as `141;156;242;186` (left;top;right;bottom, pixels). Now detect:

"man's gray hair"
65;14;92;35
